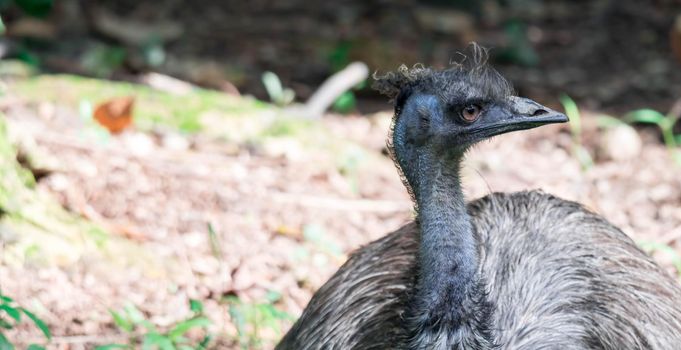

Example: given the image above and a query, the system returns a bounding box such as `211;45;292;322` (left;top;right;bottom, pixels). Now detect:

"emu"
276;53;681;349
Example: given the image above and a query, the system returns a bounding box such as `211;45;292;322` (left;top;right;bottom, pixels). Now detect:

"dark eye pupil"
462;105;480;122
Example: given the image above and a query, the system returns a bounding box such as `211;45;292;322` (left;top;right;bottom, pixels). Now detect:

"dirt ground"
2;76;681;348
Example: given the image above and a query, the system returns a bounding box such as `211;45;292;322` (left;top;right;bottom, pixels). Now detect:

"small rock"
0;223;18;244
122;132;155;157
598;124;642;161
649;184;673;202
191;256;220;275
161;133;190;151
262;137;304;160
47;173;71;191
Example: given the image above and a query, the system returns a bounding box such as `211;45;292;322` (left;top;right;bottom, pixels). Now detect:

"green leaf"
0;318;13;329
124;304;145;325
262;72;283;103
27;345;45;350
674;134;681;146
575;146;593;171
142;333;175;350
0;295;13;303
80;45;127;78
265;290;282;304
227;302;246;338
21;308;51;340
197;335;212;349
16;50;41;69
167;316;211;340
673;150;681;166
560;95;582;139
624;109;666;125
15;0;53;17
0;333;14;350
270;307;294;321
94;344;130;350
332;91;356;114
206;223;223;259
189;299;203;314
328;41;352;72
109;310;133;333
0;305;21;322
261;71;294;106
143;41;166;67
559;95;578;115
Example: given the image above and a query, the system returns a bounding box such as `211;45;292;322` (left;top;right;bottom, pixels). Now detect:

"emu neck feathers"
412;153;479;331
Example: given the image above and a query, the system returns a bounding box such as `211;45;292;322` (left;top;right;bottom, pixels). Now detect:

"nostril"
531;109;548;117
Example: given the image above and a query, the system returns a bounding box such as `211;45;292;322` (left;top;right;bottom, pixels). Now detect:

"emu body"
277;192;681;349
277;52;681;349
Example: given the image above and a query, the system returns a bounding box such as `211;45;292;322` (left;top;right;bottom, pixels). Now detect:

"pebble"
599;124;642;161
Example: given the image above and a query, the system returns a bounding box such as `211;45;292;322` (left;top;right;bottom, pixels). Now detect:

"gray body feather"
277;191;681;350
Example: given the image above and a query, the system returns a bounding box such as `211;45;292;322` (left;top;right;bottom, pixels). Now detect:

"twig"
269;191;412;213
292;62;369;118
26;334;126;344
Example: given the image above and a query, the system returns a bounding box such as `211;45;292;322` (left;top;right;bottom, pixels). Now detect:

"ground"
1;70;681;349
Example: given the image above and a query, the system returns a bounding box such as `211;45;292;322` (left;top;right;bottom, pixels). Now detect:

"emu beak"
471;96;568;138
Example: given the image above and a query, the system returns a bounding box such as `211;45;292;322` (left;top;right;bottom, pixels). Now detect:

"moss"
0;117;169;275
13;74;270;134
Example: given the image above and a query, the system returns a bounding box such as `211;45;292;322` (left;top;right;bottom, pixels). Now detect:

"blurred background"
1;0;681;349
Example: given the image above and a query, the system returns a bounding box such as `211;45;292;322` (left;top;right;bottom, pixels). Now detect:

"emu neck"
413;152;478;329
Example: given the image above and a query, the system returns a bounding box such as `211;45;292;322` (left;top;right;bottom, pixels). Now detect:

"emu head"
373;47;568;198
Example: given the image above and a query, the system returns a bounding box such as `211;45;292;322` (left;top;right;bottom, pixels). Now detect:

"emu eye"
461;104;482;122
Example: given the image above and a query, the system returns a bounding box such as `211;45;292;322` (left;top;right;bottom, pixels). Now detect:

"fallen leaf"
93;96;135;133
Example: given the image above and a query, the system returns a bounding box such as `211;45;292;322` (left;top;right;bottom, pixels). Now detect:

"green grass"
0;292;51;350
622;108;681;164
562;93;681;166
14;74;269;133
0;116;105;262
96;301;212;350
560;94;593;171
9;72;352;150
225;292;293;350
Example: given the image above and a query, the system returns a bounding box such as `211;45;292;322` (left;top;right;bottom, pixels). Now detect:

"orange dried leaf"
93;96;135;133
